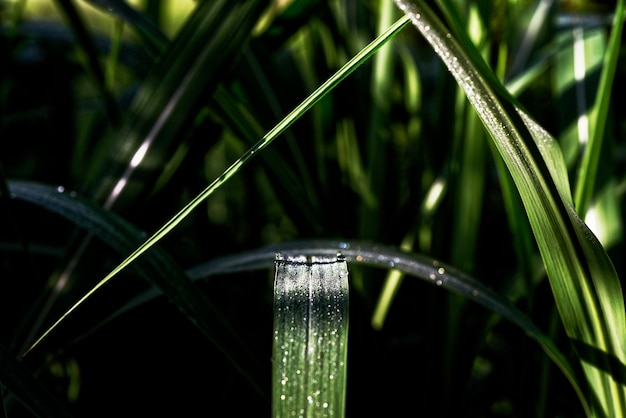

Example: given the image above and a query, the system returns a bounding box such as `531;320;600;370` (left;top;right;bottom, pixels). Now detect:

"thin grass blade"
573;0;625;213
24;14;412;355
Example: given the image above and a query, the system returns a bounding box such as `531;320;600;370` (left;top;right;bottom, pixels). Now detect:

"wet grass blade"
273;254;349;417
105;239;586;414
395;0;625;415
232;240;588;414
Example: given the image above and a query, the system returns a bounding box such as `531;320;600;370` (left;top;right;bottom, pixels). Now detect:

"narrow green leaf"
574;0;625;213
211;83;323;230
25;14;411;354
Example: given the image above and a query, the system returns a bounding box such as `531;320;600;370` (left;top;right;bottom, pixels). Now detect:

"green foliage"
1;0;625;416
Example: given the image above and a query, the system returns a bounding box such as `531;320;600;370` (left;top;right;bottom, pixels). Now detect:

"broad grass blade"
273;254;349;418
394;1;626;415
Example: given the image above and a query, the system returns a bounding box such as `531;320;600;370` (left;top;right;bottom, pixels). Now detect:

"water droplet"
338;242;350;250
387;261;395;268
56;185;65;193
436;279;443;286
429;273;436;280
438;267;445;274
280;395;286;401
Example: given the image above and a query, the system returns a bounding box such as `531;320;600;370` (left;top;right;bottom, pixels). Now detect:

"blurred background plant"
1;0;625;416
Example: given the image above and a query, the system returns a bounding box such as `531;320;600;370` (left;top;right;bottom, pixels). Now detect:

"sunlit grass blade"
27;0;267;353
273;254;349;417
211;82;322;229
554;28;599;169
573;0;625;214
553;17;625;249
24;14;411;354
240;48;320;214
197;240;589;414
396;0;626;415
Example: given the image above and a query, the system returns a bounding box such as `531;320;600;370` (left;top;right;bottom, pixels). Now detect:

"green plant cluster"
1;0;625;416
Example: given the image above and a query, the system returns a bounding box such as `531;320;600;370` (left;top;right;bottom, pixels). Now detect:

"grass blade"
273;254;349;417
82;237;588;413
24;14;411;354
573;0;625;213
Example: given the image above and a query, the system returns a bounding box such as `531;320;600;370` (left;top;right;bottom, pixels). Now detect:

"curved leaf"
105;239;586;414
8;180;266;398
395;0;625;415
